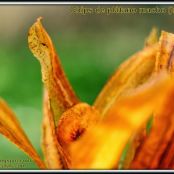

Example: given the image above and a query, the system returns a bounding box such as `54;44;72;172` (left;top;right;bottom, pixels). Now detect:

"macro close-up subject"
0;3;174;171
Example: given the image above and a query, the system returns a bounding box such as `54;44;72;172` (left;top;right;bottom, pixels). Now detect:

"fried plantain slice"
28;17;79;126
0;99;46;169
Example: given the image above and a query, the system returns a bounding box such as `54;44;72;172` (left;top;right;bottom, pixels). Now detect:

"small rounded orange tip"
37;17;43;23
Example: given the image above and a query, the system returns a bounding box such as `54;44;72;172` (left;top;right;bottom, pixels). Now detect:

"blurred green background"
0;4;174;169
